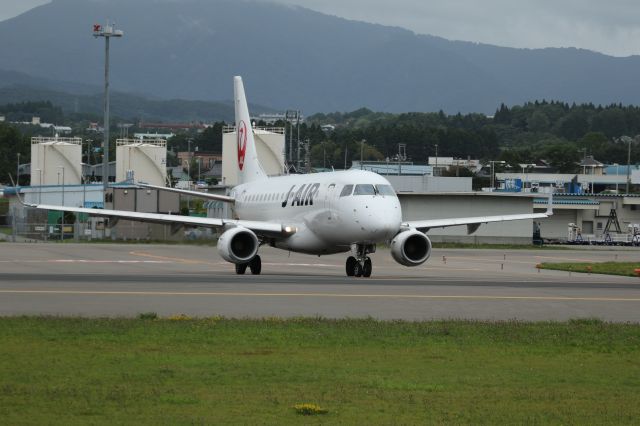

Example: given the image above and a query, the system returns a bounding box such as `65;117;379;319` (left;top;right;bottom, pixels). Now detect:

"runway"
1;243;639;321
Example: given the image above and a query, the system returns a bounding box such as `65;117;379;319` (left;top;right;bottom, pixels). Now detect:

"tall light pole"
360;139;365;169
93;22;124;196
489;160;505;191
16;153;20;186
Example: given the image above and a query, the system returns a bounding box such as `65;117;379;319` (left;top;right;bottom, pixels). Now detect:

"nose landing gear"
345;244;374;278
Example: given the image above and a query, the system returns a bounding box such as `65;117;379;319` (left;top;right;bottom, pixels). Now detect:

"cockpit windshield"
340;183;397;197
340;184;353;197
353;184;376;196
376;184;396;196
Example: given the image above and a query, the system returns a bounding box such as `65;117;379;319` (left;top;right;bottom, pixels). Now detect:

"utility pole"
323;141;326;169
34;169;42;204
187;138;192;180
16;153;20;186
360;139;365;169
57;166;65;206
93;21;124;197
619;136;635;194
627;137;632;194
434;144;438;176
344;145;348;170
580;148;587;175
296;111;301;171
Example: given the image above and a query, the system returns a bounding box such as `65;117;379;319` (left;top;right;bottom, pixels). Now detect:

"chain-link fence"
0;217;218;243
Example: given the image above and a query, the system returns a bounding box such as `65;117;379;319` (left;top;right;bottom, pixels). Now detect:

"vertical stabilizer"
234;76;267;184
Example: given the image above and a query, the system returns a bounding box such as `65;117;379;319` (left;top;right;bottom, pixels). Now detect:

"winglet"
546;191;554;216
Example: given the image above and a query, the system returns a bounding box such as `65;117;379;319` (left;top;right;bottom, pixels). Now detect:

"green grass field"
540;261;640;277
1;317;639;424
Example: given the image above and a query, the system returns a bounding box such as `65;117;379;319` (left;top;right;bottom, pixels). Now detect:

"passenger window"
340;184;353;197
353;184;376;196
376;185;396;196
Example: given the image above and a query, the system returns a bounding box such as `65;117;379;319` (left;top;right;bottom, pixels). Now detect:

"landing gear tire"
235;263;248;275
249;255;262;275
346;256;357;277
362;257;372;278
354;262;363;277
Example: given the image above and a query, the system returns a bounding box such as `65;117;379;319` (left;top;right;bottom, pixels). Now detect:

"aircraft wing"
403;213;549;234
404;193;553;234
137;183;235;204
27;203;294;237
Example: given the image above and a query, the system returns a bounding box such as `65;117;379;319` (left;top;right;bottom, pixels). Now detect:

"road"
0;243;638;321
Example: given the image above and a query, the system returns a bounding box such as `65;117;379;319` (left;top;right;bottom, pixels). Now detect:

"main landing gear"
235;255;262;275
345;244;374;278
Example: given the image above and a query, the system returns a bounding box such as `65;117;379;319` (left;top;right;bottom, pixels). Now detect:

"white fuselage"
230;170;402;254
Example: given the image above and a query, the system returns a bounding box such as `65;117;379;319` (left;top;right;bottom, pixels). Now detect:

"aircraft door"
324;183;336;212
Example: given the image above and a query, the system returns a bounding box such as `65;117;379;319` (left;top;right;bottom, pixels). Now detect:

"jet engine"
390;229;432;267
217;227;259;264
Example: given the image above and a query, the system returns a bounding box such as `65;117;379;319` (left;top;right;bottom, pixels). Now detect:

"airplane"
16;76;552;277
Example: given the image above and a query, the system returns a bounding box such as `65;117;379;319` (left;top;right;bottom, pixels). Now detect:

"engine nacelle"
390;230;432;267
217;227;259;264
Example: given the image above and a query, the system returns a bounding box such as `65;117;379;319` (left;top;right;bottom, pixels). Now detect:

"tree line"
2;100;640;185
307;101;640;172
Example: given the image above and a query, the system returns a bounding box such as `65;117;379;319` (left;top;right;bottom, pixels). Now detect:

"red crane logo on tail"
237;120;247;171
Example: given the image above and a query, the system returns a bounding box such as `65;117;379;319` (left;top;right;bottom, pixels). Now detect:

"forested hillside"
1;0;639;113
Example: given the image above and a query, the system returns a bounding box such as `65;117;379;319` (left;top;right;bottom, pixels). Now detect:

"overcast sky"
1;0;638;57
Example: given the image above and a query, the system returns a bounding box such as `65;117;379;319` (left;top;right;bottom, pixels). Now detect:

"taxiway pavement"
0;243;638;321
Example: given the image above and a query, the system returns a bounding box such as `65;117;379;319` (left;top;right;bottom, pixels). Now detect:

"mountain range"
0;0;639;115
0;69;272;122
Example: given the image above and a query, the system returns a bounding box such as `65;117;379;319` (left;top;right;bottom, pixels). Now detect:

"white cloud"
0;0;49;22
276;0;640;56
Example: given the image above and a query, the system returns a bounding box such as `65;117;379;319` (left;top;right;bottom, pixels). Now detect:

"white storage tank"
222;126;285;186
30;137;83;185
116;139;167;186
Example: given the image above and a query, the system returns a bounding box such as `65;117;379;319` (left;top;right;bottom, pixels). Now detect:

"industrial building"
115;138;167;186
496;170;640;243
30;137;83;186
532;194;640;244
221;126;285;186
5;130;640;245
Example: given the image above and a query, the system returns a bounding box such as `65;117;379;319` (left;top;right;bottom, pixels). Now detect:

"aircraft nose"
378;207;401;238
365;203;401;239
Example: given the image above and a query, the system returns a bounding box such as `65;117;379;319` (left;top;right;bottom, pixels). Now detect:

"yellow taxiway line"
0;290;639;302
